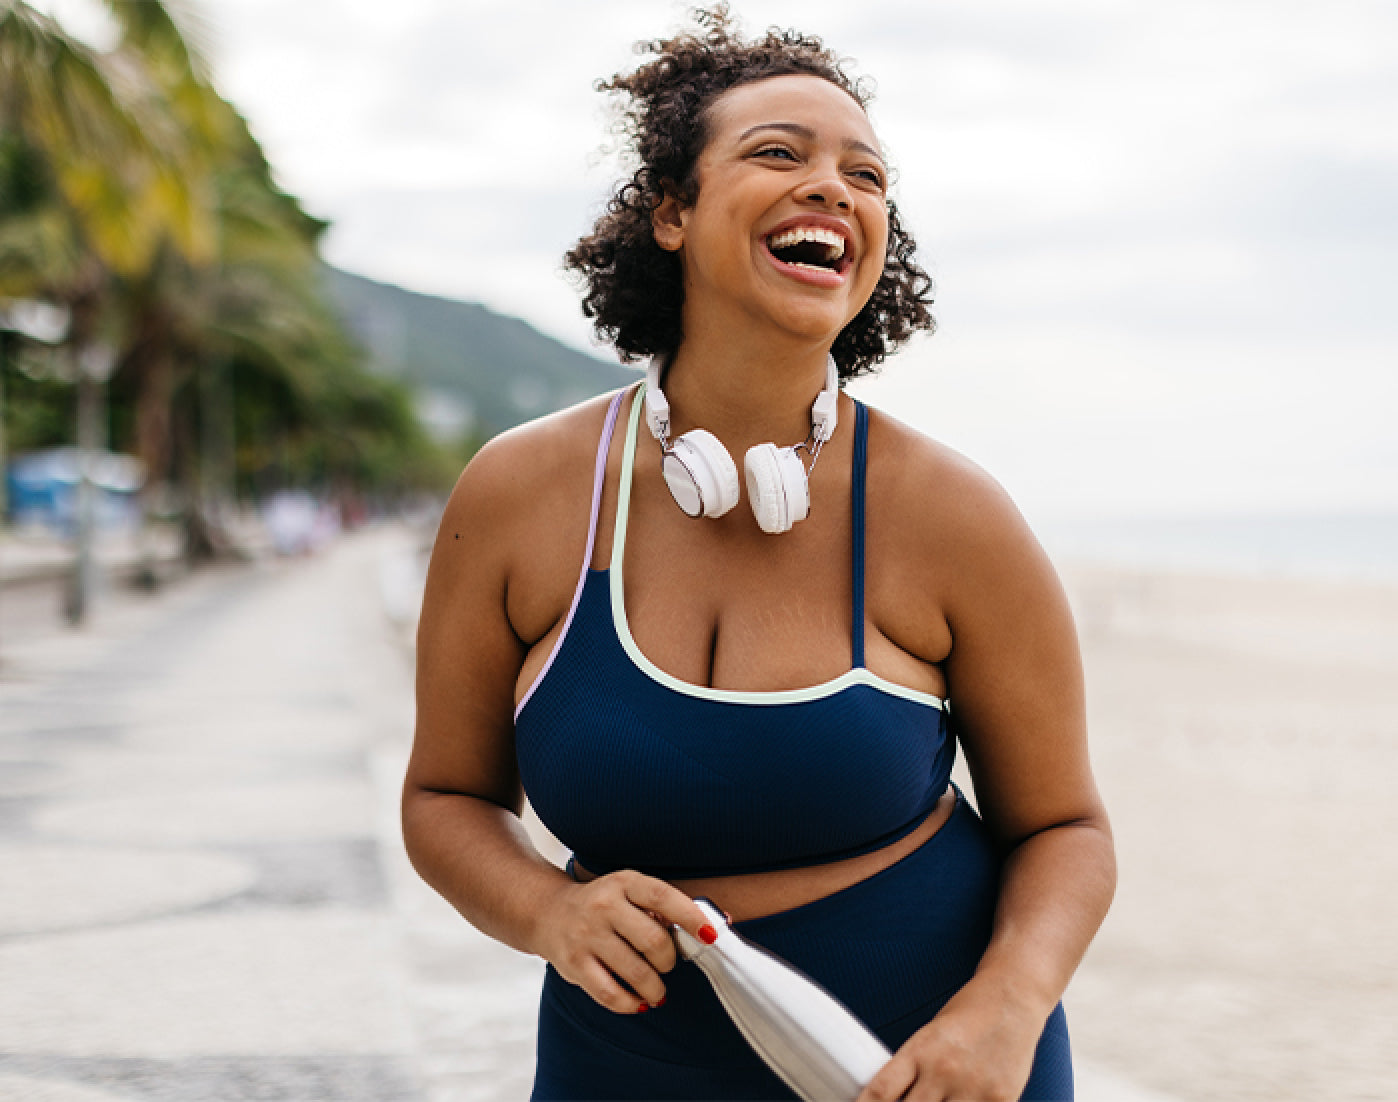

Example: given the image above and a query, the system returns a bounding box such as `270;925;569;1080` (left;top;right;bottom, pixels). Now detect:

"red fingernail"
636;1002;648;1014
699;924;717;945
655;996;666;1008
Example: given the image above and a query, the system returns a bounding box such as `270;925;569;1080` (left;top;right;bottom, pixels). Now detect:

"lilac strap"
514;390;626;720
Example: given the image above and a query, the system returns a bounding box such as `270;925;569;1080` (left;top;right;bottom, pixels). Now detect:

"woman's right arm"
401;411;712;1014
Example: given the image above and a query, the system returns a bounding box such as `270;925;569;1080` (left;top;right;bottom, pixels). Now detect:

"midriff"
571;784;958;922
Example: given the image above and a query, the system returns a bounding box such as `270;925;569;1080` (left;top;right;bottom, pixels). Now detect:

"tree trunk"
172;382;218;562
133;344;176;498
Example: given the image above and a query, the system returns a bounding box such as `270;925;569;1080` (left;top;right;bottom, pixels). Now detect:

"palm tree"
4;0;446;582
1;0;215;615
92;1;355;551
0;0;213;313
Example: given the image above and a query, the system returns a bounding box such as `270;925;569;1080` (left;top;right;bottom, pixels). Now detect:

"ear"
651;184;686;253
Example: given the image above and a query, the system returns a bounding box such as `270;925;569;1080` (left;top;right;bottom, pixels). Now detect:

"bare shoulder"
864;404;1014;514
426;390;626;645
862;402;1069;644
439;391;619;537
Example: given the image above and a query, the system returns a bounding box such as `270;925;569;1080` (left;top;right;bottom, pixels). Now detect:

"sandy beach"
1055;564;1398;1101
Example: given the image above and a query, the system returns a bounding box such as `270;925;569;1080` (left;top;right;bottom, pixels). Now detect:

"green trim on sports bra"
609;383;946;710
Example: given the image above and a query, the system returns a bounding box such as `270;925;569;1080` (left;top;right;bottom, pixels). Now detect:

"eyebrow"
737;122;885;165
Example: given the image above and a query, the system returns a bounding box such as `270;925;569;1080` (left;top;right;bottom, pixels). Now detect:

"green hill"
323;266;636;439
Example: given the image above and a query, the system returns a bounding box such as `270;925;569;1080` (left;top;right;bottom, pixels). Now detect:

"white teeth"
767;225;846;261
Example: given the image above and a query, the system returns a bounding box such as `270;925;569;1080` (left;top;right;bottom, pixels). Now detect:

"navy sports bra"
514;386;953;879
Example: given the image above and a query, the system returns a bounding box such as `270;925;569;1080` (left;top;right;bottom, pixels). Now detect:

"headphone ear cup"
744;443;809;534
664;429;740;518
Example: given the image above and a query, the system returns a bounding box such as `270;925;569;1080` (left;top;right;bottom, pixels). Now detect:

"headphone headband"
643;359;671;439
811;355;839;443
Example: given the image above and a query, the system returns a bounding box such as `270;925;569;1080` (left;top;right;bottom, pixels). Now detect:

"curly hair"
563;5;935;380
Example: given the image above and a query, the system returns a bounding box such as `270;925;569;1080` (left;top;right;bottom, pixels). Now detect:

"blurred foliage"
0;0;456;543
0;331;69;448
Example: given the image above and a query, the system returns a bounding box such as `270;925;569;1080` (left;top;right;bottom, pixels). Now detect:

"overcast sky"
50;0;1398;518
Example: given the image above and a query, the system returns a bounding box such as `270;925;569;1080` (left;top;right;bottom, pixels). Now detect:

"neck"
659;334;834;452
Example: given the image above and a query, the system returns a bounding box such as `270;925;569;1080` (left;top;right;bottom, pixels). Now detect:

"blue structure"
5;448;145;535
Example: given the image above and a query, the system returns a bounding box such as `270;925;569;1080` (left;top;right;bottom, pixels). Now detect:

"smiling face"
652;73;890;350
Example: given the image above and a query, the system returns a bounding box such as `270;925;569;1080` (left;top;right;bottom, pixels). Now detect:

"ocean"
1035;510;1398;584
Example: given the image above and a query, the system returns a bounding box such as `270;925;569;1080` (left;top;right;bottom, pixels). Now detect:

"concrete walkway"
0;526;1168;1102
0;528;547;1101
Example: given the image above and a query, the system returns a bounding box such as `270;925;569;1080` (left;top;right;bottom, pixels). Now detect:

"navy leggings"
531;794;1073;1100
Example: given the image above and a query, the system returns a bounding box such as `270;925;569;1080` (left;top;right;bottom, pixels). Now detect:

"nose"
800;183;852;212
799;163;852;212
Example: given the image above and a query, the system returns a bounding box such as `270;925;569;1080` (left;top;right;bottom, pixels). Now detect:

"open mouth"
764;225;850;275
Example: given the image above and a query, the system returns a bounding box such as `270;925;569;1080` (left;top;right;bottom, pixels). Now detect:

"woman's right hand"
534;868;716;1014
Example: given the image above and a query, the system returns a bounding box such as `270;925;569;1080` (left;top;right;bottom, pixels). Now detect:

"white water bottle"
672;898;891;1101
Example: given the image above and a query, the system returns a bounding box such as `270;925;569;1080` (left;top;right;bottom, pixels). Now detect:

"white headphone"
643;356;840;535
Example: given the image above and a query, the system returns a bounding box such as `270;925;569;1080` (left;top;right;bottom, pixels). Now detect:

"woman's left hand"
856;978;1046;1102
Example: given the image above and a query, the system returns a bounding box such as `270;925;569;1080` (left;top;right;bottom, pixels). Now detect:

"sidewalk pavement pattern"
0;527;1170;1102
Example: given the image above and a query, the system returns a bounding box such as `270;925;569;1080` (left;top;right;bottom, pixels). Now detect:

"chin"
766;301;861;344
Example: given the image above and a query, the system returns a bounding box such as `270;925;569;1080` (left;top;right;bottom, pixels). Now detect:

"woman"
403;9;1114;1100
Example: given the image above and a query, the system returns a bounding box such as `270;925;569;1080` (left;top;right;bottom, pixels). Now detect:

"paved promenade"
0;528;549;1102
0;527;1167;1102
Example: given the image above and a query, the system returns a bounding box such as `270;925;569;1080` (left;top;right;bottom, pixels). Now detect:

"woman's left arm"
859;446;1116;1102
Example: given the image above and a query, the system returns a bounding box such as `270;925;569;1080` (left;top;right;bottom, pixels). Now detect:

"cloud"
192;0;1398;511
